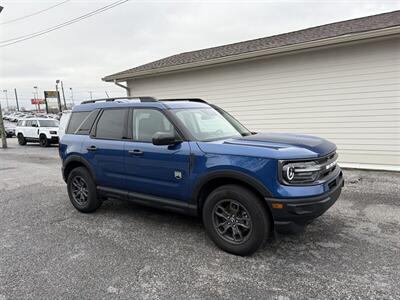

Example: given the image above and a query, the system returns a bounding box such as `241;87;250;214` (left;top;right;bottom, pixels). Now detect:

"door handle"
87;145;97;152
128;149;143;156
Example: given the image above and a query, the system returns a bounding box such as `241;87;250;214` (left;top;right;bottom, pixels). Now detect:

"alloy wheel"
71;176;89;205
212;199;252;244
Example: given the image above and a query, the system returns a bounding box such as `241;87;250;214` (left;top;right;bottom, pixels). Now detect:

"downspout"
113;80;131;96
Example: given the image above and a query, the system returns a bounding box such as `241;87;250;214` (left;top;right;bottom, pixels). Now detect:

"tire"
39;134;50;147
67;167;101;213
202;184;271;256
17;133;26;145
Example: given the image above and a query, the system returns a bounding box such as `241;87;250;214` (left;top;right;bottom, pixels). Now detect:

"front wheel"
67;167;101;213
39;135;50;147
202;184;271;256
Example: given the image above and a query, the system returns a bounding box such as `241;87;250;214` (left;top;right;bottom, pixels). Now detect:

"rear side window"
95;109;127;140
66;112;90;134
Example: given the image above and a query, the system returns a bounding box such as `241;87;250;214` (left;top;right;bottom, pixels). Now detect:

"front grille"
317;152;338;182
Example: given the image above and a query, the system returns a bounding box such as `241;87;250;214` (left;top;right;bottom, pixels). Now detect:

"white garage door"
128;38;400;171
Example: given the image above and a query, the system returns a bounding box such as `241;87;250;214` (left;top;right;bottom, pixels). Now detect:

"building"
103;11;400;171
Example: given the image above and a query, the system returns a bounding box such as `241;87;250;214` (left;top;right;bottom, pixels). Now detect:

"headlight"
280;152;338;185
50;131;57;135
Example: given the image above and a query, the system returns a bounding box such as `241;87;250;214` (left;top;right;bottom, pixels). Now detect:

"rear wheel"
17;133;26;145
39;134;49;147
202;184;271;256
67;167;101;213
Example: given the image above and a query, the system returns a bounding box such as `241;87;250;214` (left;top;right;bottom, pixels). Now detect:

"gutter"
113;80;131;96
103;26;400;82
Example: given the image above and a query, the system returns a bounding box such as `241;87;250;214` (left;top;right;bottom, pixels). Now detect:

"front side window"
38;119;59;127
172;108;248;141
95;109;127;140
25;120;32;127
132;109;176;142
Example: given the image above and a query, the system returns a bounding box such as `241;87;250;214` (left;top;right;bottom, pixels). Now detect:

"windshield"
172;107;251;141
38;119;59;127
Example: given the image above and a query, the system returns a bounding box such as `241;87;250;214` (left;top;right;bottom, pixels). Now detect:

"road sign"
44;91;58;98
31;99;45;105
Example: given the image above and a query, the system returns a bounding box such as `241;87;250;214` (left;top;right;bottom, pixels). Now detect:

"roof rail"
159;98;208;104
81;96;158;104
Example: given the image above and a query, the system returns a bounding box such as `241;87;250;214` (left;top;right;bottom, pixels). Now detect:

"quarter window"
95;109;127;140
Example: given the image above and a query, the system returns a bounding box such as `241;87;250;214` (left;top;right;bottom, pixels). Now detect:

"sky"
0;0;399;110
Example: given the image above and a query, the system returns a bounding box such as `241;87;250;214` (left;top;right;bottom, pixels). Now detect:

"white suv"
15;118;60;147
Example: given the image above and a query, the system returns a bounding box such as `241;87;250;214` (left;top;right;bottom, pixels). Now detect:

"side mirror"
152;132;181;146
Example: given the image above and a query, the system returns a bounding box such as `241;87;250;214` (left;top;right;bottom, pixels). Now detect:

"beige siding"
128;38;400;171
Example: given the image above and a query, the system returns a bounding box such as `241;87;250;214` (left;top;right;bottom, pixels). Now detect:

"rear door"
23;120;35;138
81;108;128;190
124;108;191;201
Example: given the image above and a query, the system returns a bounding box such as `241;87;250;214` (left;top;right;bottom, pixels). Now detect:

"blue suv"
60;97;343;255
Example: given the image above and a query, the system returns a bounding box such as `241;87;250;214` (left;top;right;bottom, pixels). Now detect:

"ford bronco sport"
60;97;343;256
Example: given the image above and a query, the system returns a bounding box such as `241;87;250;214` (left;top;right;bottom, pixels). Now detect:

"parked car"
15;118;60;147
4;123;16;138
59;97;343;256
58;110;72;140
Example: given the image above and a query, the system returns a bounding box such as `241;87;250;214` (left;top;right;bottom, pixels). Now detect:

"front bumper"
265;172;344;233
50;136;59;144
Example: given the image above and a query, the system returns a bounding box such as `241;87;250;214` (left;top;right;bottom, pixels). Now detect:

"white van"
15;118;60;147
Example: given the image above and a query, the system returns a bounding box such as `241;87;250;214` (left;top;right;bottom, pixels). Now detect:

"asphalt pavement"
0;138;399;299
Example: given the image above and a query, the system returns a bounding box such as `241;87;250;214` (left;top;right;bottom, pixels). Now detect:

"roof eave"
102;26;400;82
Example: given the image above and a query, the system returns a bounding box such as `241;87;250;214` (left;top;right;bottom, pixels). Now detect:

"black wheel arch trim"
62;155;97;183
191;170;273;207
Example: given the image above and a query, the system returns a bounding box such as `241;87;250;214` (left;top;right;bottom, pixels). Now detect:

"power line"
0;0;71;26
0;0;130;47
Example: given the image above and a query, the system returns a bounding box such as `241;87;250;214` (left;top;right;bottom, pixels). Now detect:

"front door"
124;108;191;202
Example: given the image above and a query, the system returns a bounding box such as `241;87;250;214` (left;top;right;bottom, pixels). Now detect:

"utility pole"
55;82;62;113
2;90;9;110
60;81;67;109
69;87;74;106
14;88;19;111
105;91;110;98
0;101;7;148
33;86;38;99
89;91;93;100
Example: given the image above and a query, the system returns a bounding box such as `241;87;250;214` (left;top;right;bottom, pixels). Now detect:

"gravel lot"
1;138;399;299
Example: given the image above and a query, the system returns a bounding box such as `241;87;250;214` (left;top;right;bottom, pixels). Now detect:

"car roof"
72;97;212;112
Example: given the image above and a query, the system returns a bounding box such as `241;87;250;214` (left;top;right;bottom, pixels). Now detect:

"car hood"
196;132;336;160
